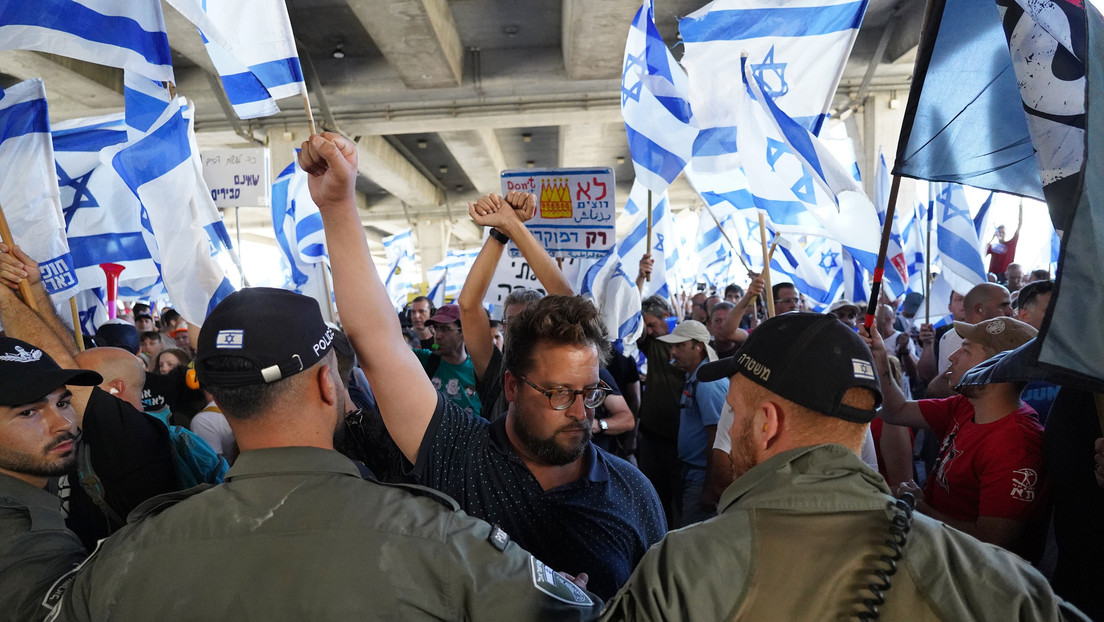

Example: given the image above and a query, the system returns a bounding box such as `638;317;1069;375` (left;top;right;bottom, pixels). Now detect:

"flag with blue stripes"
382;229;417;310
427;269;446;308
680;0;867;171
873;153;909;299
425;250;478;304
51;110;162;294
168;0;306;119
686;162;758;272
930;182;987;294
580;247;644;346
769;236;843;310
735;58;883;276
272;158;327;296
0;0;173;83
621;0;696;193
618;182;680;300
0;79;78;301
108;95;239;324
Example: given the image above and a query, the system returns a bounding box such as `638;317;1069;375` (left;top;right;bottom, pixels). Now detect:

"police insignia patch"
529;557;594;607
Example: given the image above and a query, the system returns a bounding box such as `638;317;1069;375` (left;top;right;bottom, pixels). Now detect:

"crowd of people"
0;132;1097;620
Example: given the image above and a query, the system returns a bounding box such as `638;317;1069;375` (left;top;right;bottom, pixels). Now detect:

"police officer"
600;313;1088;621
47;288;601;620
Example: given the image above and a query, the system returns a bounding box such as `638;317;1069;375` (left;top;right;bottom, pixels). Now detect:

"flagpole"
0;201;38;311
302;87;318;136
863;175;903;329
924;194;933;325
701;202;753;273
69;298;84;352
645;189;653;282
758;212;774;318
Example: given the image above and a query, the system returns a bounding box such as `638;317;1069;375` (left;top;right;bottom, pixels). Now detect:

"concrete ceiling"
0;0;921;258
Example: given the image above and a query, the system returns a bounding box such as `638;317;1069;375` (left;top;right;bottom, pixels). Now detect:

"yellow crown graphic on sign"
540;178;573;219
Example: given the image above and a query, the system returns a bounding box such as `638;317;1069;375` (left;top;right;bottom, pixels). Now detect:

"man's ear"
504;370;519;403
753;401;783;453
107;379;124;395
318;364;338;407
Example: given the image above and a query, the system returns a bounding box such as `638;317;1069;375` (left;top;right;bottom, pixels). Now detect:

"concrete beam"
344;0;462;88
558;122;626;169
354;134;444;207
562;0;640;80
438;128;507;195
885;0;927;64
0;51;121;110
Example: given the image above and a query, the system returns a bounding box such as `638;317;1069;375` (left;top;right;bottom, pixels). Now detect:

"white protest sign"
483;254;590;317
201;148;271;207
500;167;615;259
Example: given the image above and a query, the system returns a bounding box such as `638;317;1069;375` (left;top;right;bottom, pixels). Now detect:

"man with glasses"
773;282;802;314
306;133;665;601
415;304;481;419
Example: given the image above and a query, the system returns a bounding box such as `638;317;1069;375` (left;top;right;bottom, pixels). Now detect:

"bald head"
875;304;896;339
75;347;147;410
963;283;1013;323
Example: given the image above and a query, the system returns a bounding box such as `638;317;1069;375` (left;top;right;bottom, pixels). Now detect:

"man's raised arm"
300;133;437;463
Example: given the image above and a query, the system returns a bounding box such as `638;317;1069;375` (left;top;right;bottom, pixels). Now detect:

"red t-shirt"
919;395;1046;524
987;232;1019;274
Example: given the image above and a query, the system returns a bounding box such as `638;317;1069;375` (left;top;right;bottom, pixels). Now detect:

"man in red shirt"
863;316;1044;560
986;204;1023;281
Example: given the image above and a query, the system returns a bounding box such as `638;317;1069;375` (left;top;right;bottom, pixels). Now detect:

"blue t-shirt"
1021;380;1059;426
411;395;667;600
677;363;727;473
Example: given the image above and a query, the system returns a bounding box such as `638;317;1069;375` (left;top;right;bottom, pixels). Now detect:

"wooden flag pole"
302;90;318;136
924;192;933;325
0;200;38;311
701;202;753;273
759;212;775;318
645;189;653;282
863;175;903;329
69;298;84;352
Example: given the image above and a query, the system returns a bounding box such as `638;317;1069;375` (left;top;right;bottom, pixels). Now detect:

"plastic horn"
99;263;125;319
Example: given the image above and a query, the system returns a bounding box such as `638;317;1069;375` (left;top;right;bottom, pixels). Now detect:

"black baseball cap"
195;288;335;387
698;313;882;423
95;320;140;354
0;337;102;406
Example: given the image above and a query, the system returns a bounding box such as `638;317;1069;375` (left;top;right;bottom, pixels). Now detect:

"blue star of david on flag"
751;46;789;98
937;186;972;225
819;249;840;274
56;162;99;227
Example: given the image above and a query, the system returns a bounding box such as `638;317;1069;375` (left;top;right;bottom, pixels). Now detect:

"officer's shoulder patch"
529;556;595;607
488;524;510;551
376;481;461;512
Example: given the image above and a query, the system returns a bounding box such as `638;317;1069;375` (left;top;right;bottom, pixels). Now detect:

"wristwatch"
598;419;609;433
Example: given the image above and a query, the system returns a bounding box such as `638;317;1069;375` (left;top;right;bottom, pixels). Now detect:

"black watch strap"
488;228;510;245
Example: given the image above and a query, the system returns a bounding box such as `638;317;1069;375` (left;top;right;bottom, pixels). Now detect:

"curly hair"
502;295;610;378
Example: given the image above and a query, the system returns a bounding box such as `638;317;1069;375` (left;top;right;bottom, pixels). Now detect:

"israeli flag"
108;96;239;324
842;248;869;305
168;0;305;119
617;182;680;300
621;0;697;193
680;0;867;171
271;159;328;297
427;270;446;308
0;79;77;301
0;0;173;83
52;112;160;293
900;190;927;293
425;250;478;303
382;229;417;310
735;58;882;275
580;248;644;346
931;182;987;294
873;153;909;299
686;162;758;271
770;236;844;310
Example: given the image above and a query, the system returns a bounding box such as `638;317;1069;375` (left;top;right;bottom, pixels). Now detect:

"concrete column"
265;126;312;181
415;219;450;282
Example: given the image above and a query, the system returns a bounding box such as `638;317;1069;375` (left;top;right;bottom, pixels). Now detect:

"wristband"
488;228;510;245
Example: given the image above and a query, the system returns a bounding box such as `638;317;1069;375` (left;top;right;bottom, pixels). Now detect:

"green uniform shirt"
0;473;86;621
601;444;1089;622
47;447;600;621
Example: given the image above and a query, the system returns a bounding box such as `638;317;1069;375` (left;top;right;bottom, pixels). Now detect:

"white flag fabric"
0;79;78;301
271;159;328;301
167;0;305;119
426;250;478;303
930;182;987;294
579;247;644;346
0;0;173;83
382;229;417;310
108;96;238;324
680;0;866;136
52;112;161;293
620;0;696;193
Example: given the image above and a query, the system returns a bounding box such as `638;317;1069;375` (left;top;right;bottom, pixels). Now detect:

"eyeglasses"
519;376;611;410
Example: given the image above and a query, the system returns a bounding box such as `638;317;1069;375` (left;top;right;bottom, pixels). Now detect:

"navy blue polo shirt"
411;395;667;600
